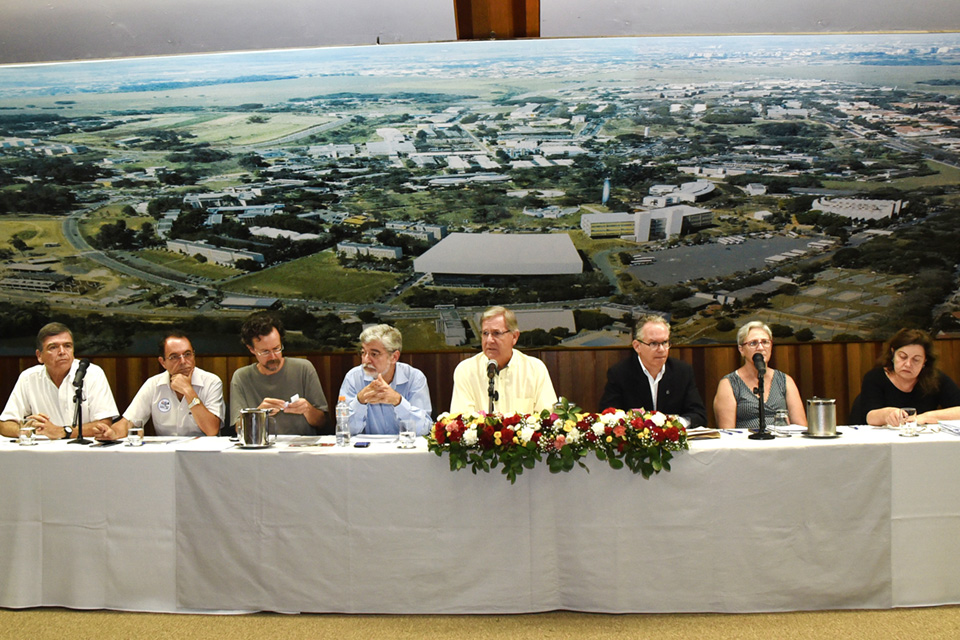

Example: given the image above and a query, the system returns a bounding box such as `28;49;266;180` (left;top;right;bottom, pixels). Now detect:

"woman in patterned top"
713;320;807;430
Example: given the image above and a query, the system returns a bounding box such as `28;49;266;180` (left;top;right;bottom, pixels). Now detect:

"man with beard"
0;322;118;439
449;306;557;415
338;324;432;436
99;331;224;439
229;311;329;435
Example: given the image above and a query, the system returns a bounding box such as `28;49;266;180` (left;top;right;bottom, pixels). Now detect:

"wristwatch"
63;425;74;438
188;397;202;410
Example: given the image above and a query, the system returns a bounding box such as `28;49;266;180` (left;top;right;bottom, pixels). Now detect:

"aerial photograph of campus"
0;32;959;354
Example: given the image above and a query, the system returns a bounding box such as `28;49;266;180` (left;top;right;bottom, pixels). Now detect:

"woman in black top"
857;328;960;426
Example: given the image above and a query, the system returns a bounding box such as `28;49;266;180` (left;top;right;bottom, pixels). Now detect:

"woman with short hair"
713;321;806;430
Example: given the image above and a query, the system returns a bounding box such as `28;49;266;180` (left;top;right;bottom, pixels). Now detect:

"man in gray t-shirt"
229;312;329;435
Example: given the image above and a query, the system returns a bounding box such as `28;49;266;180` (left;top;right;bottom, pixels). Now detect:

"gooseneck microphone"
486;359;499;414
71;358;93;444
752;352;766;376
749;352;774;440
73;358;91;388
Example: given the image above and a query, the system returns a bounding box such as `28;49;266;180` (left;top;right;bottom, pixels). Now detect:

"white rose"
519;426;536;443
600;410;626;425
462;426;479;446
591;422;606;437
649;412;667;427
566;429;581;444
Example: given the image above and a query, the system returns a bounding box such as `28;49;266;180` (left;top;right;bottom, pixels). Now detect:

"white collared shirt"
450;350;558;415
637;355;665;412
1;360;118;426
123;367;224;436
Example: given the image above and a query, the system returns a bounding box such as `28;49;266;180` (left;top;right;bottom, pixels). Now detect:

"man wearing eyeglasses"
101;331;224;439
229;311;328;435
598;314;706;427
338;324;432;436
449;306;558;415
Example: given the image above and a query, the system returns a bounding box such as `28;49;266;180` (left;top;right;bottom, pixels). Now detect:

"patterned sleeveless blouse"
723;369;788;430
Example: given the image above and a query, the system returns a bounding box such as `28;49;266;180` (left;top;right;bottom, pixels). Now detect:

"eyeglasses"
638;340;670;350
482;330;514;339
359;348;394;359
742;339;772;349
166;351;194;362
254;346;284;357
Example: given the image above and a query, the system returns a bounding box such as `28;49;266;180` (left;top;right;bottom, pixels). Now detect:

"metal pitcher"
806;397;837;437
238;408;271;447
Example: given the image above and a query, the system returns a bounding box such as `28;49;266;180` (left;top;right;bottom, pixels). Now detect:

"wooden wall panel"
454;0;540;39
3;339;959;429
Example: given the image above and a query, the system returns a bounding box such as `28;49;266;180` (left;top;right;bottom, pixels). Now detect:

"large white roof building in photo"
413;233;582;276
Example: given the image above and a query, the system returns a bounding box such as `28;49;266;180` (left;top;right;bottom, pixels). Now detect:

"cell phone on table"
91;440;123;447
354;441;370;448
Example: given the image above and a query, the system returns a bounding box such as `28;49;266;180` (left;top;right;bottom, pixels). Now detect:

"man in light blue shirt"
339;324;433;436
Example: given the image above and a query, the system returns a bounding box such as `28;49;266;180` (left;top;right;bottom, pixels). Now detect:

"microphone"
752;352;766;376
73;358;91;388
486;359;498;380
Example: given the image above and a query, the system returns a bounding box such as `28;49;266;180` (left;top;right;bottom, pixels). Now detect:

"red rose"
502;414;522;427
531;431;542;443
601;407;618;415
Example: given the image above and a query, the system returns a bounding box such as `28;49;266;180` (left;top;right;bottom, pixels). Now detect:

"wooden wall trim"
4;339;959;428
455;0;540;39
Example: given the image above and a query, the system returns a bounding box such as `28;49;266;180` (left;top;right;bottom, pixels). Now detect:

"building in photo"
413;232;582;283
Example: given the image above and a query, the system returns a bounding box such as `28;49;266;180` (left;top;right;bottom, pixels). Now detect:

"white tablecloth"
0;439;177;611
2;427;959;613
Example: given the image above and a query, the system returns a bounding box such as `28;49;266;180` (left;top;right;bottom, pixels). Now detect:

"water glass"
127;423;144;447
397;420;416;449
900;407;918;438
773;409;790;437
18;419;37;446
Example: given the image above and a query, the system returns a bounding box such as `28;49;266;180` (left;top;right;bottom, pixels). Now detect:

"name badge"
158;398;172;413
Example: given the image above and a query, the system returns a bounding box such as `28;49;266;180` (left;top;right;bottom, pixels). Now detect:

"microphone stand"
70;380;92;445
487;379;498;415
749;371;774;441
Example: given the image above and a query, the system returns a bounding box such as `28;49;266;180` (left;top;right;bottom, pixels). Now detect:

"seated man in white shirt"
449;306;558;415
100;331;224;439
0;322;118;439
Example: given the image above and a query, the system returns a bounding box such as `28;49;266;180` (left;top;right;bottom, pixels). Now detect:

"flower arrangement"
427;397;688;483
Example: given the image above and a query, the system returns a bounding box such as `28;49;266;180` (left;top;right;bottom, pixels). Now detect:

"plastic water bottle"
335;395;350;447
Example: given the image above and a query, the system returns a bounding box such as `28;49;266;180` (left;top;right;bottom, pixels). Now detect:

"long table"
1;427;959;614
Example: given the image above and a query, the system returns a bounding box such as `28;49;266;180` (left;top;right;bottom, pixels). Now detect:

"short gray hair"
482;306;518;332
634;314;670;342
359;324;402;352
737;320;772;345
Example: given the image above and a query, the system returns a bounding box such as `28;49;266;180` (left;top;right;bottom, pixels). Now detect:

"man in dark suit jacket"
598;314;707;427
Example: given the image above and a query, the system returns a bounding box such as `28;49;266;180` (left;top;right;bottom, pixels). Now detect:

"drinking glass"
397;420;417;449
899;407;918;438
773;409;790;437
18;418;37;446
126;421;144;447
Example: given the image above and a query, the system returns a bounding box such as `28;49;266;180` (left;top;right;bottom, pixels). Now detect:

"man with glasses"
229;311;328;435
338;324;432;436
100;331;224;439
450;306;558;415
598;314;706;427
0;322;118;439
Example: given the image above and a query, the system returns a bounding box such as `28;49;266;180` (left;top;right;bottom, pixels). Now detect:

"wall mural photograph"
1;32;959;355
